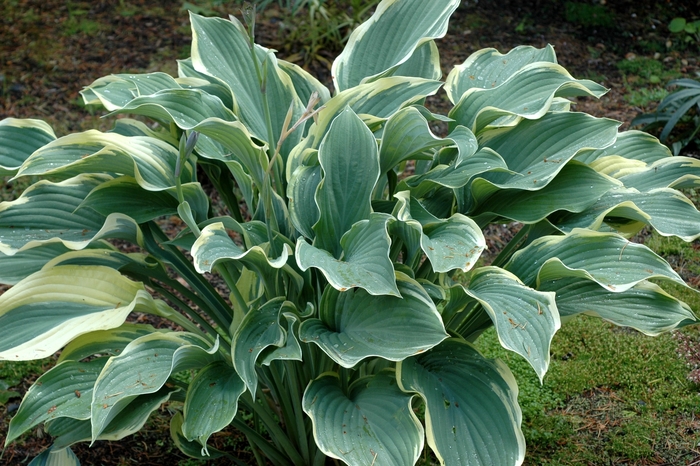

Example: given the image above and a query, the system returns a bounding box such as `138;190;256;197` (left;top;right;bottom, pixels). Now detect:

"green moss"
617;57;665;80
477;315;700;463
63;18;104;37
0;359;53;390
625;87;669;108
564;2;615;28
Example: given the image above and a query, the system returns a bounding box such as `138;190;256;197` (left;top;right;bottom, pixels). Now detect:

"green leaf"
327;77;442;126
554;187;700;241
462;267;560;381
82;177;209;223
391;40;442;81
303;371;423;466
1;208;141;257
539;278;697;335
182;361;245;454
392;192;486;273
81;76;136;110
618;156;700;191
0;175;104;254
0;265;161;361
91;332;218;440
0;118;56;176
58;323;161;363
6;358;107;445
575;130;671;165
332;0;459;91
423;215;485;272
379;106;443;173
267;188;295;240
288;76;442;174
44;419;93;448
404;147;510;195
0;378;20;405
232;298;297;397
379;107;478;173
18;131;194;190
42;248;167;283
472;113;620;197
46;385;179;448
669;17;687;33
473;162;620;224
297;213;399;296
416;185;456;219
259;312;303;365
170;411;225;460
312;107;380;257
450;62;606;133
0;242;109;285
81;72;181;110
505;229;685;292
299;272;448;368
108;89;236;129
109;118;169;139
190;13;303;147
28;446;80;466
445;45;557;104
278;59;331;105
398;339;525;466
190;118;268;187
387;200;423;269
192;222;291;274
177;200;201;238
288;161;322;239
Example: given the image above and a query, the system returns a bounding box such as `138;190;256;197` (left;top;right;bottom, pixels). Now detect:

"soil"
1;0;699;465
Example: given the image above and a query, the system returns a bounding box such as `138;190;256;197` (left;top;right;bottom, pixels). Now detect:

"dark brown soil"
1;0;699;464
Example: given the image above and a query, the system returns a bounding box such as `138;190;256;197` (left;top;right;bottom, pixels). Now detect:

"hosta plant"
2;1;700;465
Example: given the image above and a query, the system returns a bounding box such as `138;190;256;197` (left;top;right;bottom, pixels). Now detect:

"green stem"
261;92;284;194
151;284;231;352
217;262;249;332
249;439;268;466
143;223;233;330
312;449;327;466
241;393;306;466
387;169;398;199
157;276;220;324
266;361;310;463
490;223;531;268
389;237;404;263
453;302;493;342
245;18;279;173
201;162;243;222
231;418;293;466
175;178;184;204
415;258;436;280
155;309;202;336
288;362;311;463
246;20;283;259
260;178;281;258
339;366;351;395
266;363;301;453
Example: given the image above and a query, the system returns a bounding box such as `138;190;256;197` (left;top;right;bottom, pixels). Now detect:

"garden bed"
1;1;699;464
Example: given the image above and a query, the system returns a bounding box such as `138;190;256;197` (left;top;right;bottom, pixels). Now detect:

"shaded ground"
1;0;699;464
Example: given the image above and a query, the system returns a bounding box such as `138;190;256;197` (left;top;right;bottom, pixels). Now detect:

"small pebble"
6;402;20;414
